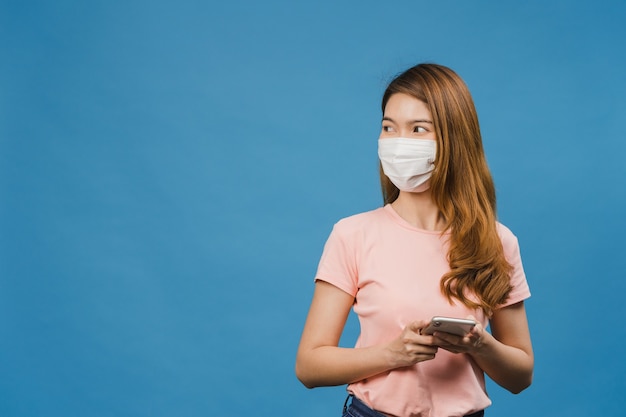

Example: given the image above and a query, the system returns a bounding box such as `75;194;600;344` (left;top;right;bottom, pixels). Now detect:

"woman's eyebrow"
382;116;433;124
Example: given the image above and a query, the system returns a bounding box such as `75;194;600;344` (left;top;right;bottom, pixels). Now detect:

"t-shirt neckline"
382;204;448;235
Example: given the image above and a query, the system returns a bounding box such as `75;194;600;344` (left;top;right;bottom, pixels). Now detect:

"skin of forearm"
297;334;532;393
469;332;533;394
296;345;394;389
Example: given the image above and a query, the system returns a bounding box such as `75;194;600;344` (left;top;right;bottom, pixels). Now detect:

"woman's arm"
295;280;438;388
472;301;534;393
433;301;534;394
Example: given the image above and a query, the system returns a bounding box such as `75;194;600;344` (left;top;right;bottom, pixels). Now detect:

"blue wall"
1;1;625;416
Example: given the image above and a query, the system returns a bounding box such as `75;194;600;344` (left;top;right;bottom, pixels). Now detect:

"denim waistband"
343;395;485;417
343;395;386;417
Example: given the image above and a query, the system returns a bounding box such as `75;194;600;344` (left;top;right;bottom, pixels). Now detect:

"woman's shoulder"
496;221;515;236
496;221;521;251
333;206;387;232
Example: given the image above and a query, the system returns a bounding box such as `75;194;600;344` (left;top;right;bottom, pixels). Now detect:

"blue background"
2;1;625;416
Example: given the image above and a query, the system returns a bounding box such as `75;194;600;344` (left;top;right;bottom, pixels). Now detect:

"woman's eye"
414;126;427;133
382;126;394;132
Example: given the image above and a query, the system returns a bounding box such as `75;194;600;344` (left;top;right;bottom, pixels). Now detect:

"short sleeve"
497;223;531;308
314;221;359;297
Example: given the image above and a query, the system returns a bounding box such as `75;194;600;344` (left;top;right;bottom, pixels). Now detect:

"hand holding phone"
421;316;476;337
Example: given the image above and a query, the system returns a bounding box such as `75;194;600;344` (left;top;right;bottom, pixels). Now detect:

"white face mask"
378;137;437;193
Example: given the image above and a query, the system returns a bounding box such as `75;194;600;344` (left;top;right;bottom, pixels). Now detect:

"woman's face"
380;93;436;141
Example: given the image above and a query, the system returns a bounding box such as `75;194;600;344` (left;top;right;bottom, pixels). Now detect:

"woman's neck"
391;190;445;231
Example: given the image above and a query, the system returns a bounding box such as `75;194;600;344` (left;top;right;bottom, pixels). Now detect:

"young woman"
295;63;533;417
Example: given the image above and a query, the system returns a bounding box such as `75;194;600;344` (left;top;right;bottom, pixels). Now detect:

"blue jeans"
342;395;485;417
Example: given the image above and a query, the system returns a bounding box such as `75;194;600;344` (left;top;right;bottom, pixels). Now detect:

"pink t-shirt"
315;204;530;417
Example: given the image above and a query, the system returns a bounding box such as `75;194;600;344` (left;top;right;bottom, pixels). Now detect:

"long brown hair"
380;63;512;314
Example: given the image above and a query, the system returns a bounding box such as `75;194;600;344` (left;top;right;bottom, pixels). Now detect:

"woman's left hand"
432;315;485;354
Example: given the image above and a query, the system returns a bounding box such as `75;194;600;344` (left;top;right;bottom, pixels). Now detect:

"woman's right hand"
385;320;439;368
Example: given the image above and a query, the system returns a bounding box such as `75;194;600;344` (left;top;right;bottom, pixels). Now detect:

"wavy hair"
380;63;512;314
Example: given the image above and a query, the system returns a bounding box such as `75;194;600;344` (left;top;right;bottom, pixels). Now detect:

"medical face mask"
378;137;437;193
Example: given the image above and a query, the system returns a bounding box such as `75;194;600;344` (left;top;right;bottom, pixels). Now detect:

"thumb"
408;320;428;333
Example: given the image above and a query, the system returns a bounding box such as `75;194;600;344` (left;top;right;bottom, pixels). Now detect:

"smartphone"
421;316;476;336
